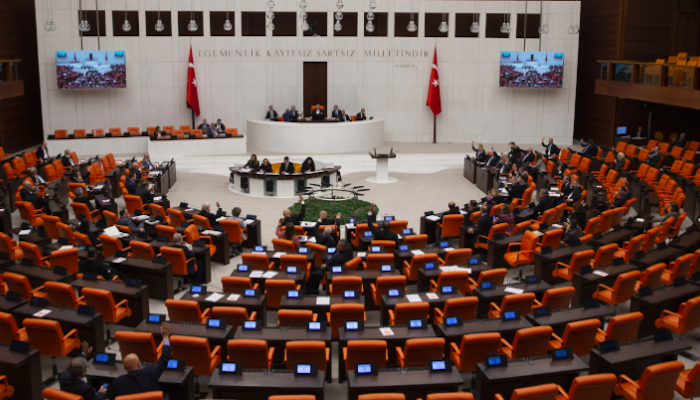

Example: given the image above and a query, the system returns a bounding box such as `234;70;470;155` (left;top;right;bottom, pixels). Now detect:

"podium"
367;152;397;184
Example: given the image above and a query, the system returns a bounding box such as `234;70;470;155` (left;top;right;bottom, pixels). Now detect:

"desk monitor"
4;291;21;302
287;289;302;299
190;285;205;294
502;310;520;321
363;231;372;237
307;321;327;332
387;288;404;298
295;363;318;377
616;126;627;135
540;246;553;254
469;257;479;265
408;319;428;329
613;257;625;266
243;320;261;330
349;218;356;224
403;229;412;235
327;247;337;254
584;298;601;309
445;316;463;327
343;290;359;299
20;258;33;266
298;247;308;254
693;271;700;281
246;214;257;220
399;244;411;252
220;362;242;375
384;216;394;221
286;266;298;274
83;272;98;281
430;360;451;373
674;277;687;287
53;266;67;275
654;328;673;342
424;211;434;217
424;262;436;270
237;264;250;272
526;275;541;284
637;286;653;297
9;340;30;353
551;347;573;360
243;289;259;297
125;278;142;288
579;265;593;275
77;304;95;316
30;297;48;307
381;264;393;273
370;246;382;253
480;281;494;290
533;305;551;317
254;246;267;252
485;355;508;368
356;363;378;375
166;359;186;372
440;285;455;294
599;339;620;353
147;314;165;324
439;241;449;248
331;266;345;274
207;319;224;329
345;320;364;331
94;353;116;365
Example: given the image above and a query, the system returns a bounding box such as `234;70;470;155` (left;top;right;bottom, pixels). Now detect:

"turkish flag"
426;46;442;116
186;46;200;116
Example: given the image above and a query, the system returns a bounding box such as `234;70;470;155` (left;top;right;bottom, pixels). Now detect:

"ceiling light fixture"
155;0;165;32
122;0;131;32
366;0;377;33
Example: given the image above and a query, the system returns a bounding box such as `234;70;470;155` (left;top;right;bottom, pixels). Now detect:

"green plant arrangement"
288;198;378;225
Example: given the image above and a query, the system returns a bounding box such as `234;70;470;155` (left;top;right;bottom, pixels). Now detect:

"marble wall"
35;0;580;146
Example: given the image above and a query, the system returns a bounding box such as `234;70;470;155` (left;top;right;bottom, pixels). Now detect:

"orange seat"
422;394;474;400
278;309;317;327
466;268;507;294
265;279;300;308
226;339;274;369
165;299;210;323
130;241;157;260
242;253;274;270
184;225;216;257
3;272;46;300
450;332;501;372
49;247;80;274
429;270;470;295
280;254;312;278
160;247;196;290
591;244;619;268
434;297;478;324
437;214;464;238
503;230;539;268
548;318;601;356
661;253;694;286
371;276;407;306
82;287;131;324
0;375;13;399
285;340;330;375
438;248;472;266
166;208;191;227
592;270;641;306
220;219;247;250
553;249;595;281
16;201;44;227
500;325;553;360
44;282;84;309
404;234;429;249
211;306;257;333
595;312;643;346
475;223;508;250
42;388;85;400
99;234;131;259
359;395;404;400
221;276;259;293
115;331;163;363
24;318;81;356
495;384;560;400
616;234;646;262
0;233;22;260
676;360;700;399
614;360;684;400
56;222;76;245
388;302;430;326
171;335;221;376
344;340;388;374
327;303;366;338
488;292;537;319
371;240;396;254
329;276;363;296
556;373;617;400
538;229;564;252
155;225;176;241
396;337;445;368
0;311;27;343
272;238;296;252
403;253;439;281
0;275;5;296
655;295;700;334
635;262;666;293
533;286;575;311
124;195;149;215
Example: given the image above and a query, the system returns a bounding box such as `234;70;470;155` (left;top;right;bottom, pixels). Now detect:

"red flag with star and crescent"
426;47;442;116
186;45;200;116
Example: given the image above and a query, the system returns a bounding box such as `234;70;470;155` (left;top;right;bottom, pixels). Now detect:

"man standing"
62;149;76;167
331;105;341;118
356;108;367;121
282;195;306;225
541;137;560;159
36;141;49;162
59;341;107;400
113;323;172;399
290;105;300;121
312;104;325;120
508;142;523;162
265;105;278;120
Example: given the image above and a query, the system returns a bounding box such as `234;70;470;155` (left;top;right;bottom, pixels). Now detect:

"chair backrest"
669;253;694;281
404;234;428;249
678;295;700;333
592;244;619;268
115;331;161;363
511;326;553;359
436;271;470;295
442;248;472;266
365;253;395;270
329;303;365;337
609;270;642;304
598;210;616;233
457;332;501;372
42;388;85;400
3;272;34;300
392;302;430;325
606;311;643;344
640;263;666;290
477;268;507;286
23;318;73;357
227;339;271;369
539;229;563;250
166;209;187;227
330;276;363;295
44;282;81;308
242;253;272;270
566;373;617;400
442;297;479;321
642;227;662;252
221;276;254;293
0;311;22;343
265;279;297;308
272;238;296;252
130;241;156;260
441;215;464;237
165;299;205;322
541;287;575;310
280;254;308;270
584;217;600;235
285;340;328;372
374;276;407;296
637;360;684;400
81;287;120;322
387;220;408;234
49;248;80;273
220;219;245;244
499;293;537;316
123;195;145;214
561;318;601;356
402;338;445;368
371;240;396;254
278;309;315;327
211;306;251;333
170;335;218;376
346;340;388;371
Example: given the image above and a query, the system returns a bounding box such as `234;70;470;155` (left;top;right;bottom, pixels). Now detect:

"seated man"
24;185;49;212
565;179;583;204
141;153;155;171
28;167;46;186
356;108;367;121
463;200;479;221
279;157;295;175
331;105;341;118
506;174;527;202
62;149;76;167
312;214;341;247
486;150;500;167
581;138;599;158
521;148;535;164
306;239;353;295
213;118;226;133
79;247;124;280
199;201;225;228
59;341;108;400
440;202;461;221
113;323;172;400
532;189;554;217
227;207;248;241
290;106;300;121
340;110;351;122
467;204;493;248
282;109;292;122
134;179;154;205
116;209;145;233
169;233;204;283
19;181;33;200
125;172;137;195
604;182;632;210
197;118;211;132
367;204;401;247
311;104;325;120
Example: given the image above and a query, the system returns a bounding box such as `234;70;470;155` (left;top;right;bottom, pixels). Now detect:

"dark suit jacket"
31;174;46;186
521;153;535;164
331;109;341;118
508;147;523;161
674;138;687;148
340;114;351;122
200;208;225;229
258;164;272;173
62;155;75;167
367;214;401;246
486;155;500;167
542;142;560;158
290;111;299;120
612;190;633;208
561;182;572;197
326;249;354;268
113;344;172;400
568;187;582;203
265;110;278;119
312;110;325;120
582;145;598;158
562;227;583;246
472;147;488;162
475;214;494;237
125;179;136;195
243;160;260;170
648;152;661;165
19;188;33;200
507;182;526;201
24;192;47;211
73;196;95;212
283;203;305;225
313;221;340;247
36;147;49;162
117;217;139;233
59;354;105;400
134;186;153;205
279;162;295;174
356;113;367;121
533;196;554;216
79;258;117;280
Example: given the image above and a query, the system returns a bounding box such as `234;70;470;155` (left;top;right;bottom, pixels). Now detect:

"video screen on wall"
499;52;564;88
56;51;126;89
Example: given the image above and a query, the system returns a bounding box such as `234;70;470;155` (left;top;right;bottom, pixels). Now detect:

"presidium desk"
246;118;385;154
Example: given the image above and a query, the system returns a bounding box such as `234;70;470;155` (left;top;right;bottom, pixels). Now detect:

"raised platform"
246;119;385;154
229;159;339;198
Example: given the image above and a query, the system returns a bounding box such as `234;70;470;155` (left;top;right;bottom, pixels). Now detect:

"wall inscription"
197;49;431;59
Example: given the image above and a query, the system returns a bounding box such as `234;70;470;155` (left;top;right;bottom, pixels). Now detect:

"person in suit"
282;109;292;122
36;141;49;163
541;137;560;159
463;200;480;222
508;142;523;161
213;119;226;133
467;205;493;248
562;219;583;246
486;151;500;167
197;118;211;132
311;104;325;120
316;210;339;226
331;105;341;118
79;248;123;280
141;153;155;171
280;157;295;175
614;152;626;169
301;157;315;173
71;170;85;184
566;179;582;204
170;233;204;282
199;202;226;229
73;187;97;212
440;201;461;221
647;146;661;165
113;322;172;400
290;106;300;121
506;174;527;202
125;172;137;195
367;204;401;247
532;190;554;217
673;132;687;148
470;141;488;163
534;153;547;173
521;148;535;164
282;195;306;225
152;126;163;139
243;154;260;170
257;158;272;173
265;105;278;120
356;108;367;121
126;161;141;180
134;179;154;205
498;154;512;175
605;184;633;210
560;175;572;198
306;239;353;295
19;181;33;200
312;215;341;248
62;149;76;167
117;209;145;233
59;341;108;400
227;207;247;242
339;110;351;122
567;203;588;229
24;185;48;212
580;138;599;158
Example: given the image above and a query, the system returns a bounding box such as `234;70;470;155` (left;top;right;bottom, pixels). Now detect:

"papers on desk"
272;252;286;259
185;208;195;212
206;293;225;302
113;257;127;264
145;220;159;226
406;294;423;303
239;168;252;173
411;250;425;256
249;271;264;278
18;229;31;236
216;216;227;222
92;185;103;190
316;296;330;305
636;218;645;223
303;236;317;243
503;287;524;294
262;271;278;279
244;219;256;226
425;215;440;222
379;327;395;336
104;226;120;236
552;224;563;229
499;176;508;181
251;251;266;255
227;294;240;302
154;196;163;201
345;224;355;229
444;247;455;252
201;230;222;236
60;245;74;250
439;266;471;273
426;293;439;300
593;270;609;277
266;173;280;176
396;234;402;240
460;210;467;215
301;221;315;228
357;252;367;258
33;309;52;318
134;215;150;221
550;193;561;197
550;187;560;192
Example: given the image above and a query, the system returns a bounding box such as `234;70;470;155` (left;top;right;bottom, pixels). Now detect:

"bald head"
22;181;32;190
323;226;332;237
123;353;141;372
283;208;291;217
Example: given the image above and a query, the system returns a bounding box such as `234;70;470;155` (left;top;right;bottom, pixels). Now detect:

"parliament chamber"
3;0;700;399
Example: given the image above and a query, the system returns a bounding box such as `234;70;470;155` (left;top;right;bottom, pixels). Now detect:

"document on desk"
18;229;31;236
201;230;222;236
301;221;315;228
60;245;75;250
444;247;455;252
249;271;264;278
636;218;645;223
92;185;103;190
345;224;355;229
593;270;609;277
426;293;439;300
206;293;225;302
503;287;524;294
227;294;241;302
154;196;163;201
113;257;127;264
406;294;423;303
262;271;278;279
272;252;286;259
439;266;458;272
425;215;440;222
251;251;266;255
33;309;52;318
379;327;395;336
245;219;256;226
316;296;331;305
411;250;425;256
551;224;563;229
357;252;367;258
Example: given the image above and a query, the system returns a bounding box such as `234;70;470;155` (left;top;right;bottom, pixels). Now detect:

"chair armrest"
507;242;523;252
115;299;129;310
268;347;275;364
500;338;513;350
551;261;567;271
312;313;318;322
76;295;85;303
199;235;214;245
326;312;331;322
268;262;275;270
30;285;45;294
363;312;367;322
597;328;607;336
533;299;542;308
434;308;444;317
450;342;461;355
618;374;639;388
468;277;478;286
388;309;395;322
477;235;488;243
557;385;569;399
489;302;501;313
252;283;259;290
429;280;439;290
63;329;79;340
325;347;330;362
370;283;377;293
202;308;211;318
550;332;563;342
395;346;405;361
437;256;446;265
495;395;505;400
660;309;681;319
248;311;257;321
209;345;222;359
597;283;614;292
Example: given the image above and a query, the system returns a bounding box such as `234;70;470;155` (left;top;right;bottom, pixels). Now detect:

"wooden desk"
631;283;700;337
464;157;477;183
326;269;398;311
630;246;684;270
337;325;437;383
476;167;498;194
105;166;126;198
86;360;195;400
71;278;149;327
0;294;26;312
416;263;490;293
0;209;11;234
0;344;43;400
419;216;438;246
5;264;76;288
534;245;593;286
13;303;105;353
136;319;233;361
209;369;325;400
171;207;230;265
380;292;462;326
393;247;448;276
588;229;634;248
589;337;691;379
626;215;653;236
147;240;211;283
435;317;532;348
475;355;588;400
12;228;52;247
280;295;364;322
234;326;333;382
474;281;551;318
525;304;616;336
670;229;700;253
231;269;306;293
106;256;174;300
572;263;639;306
348;367;463;400
537;173;557;191
179;291;268;325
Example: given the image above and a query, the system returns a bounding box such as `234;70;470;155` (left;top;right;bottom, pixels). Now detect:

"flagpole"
433;38;437;144
190;37;195;129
